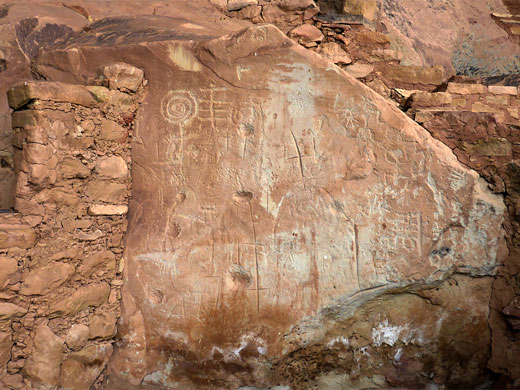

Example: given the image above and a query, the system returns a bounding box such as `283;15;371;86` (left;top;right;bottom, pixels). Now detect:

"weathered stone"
273;0;316;11
89;311;117;339
88;204;128;216
472;101;500;113
49;283;110;317
59;158;91;179
99;119;127;141
34;188;81;208
446;82;486;94
227;0;257;12
20;262;75;296
464;138;512;157
316;42;352;65
488;85;518;95
0;304;26;320
78;250;116;277
355;31;390;45
345;62;374;78
408;91;452;107
0;257;18;289
103;63;144;92
383;64;446;86
0;226;36;250
1;374;24;389
86;181;127;203
7;81;97;109
0;332;12;378
23;324;64;386
289;24;324;42
237;5;262;19
94;156;128;179
59;344;113;390
486;95;509;106
65;324;89;351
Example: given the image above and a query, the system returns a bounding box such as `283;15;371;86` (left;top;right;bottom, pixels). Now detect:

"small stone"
65;324;89;351
103;63;144;92
23;324;64;386
446;82;486;94
289;24;324;42
316;42;352;64
88;204;128;216
94;156;128;179
345;63;374;78
89;311;117;339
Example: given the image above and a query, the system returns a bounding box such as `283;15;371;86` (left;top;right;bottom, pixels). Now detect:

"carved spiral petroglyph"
161;90;198;124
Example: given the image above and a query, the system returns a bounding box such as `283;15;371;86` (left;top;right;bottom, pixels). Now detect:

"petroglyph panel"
116;25;506;387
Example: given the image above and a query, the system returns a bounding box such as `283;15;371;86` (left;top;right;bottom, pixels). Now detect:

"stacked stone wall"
0;63;143;390
399;81;520;383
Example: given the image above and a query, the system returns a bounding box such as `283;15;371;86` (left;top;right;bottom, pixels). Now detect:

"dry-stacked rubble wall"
0;63;143;390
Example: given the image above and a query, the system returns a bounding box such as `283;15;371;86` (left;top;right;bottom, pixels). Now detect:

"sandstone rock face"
23;324;64;386
33;22;507;388
378;0;520;76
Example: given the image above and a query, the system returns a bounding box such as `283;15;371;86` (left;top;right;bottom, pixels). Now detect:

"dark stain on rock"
56;16;216;49
0;59;6;73
16;19;74;59
0;5;9;18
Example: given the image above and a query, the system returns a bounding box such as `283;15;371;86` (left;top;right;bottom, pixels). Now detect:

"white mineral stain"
371;319;407;347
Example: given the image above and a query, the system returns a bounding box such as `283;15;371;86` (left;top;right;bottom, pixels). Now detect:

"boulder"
316;42;352;65
23;324;64;386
